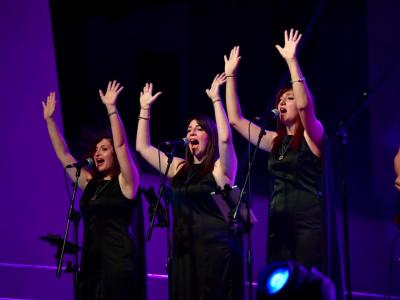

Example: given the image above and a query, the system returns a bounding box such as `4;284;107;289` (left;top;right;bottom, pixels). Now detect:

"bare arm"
276;29;324;156
224;46;277;152
42;92;91;190
395;147;400;191
205;73;237;186
135;83;184;178
99;81;139;199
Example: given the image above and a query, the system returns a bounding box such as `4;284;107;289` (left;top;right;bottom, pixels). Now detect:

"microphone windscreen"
87;158;94;167
271;109;280;118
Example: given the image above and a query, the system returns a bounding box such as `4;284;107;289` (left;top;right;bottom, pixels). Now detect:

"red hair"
271;87;304;154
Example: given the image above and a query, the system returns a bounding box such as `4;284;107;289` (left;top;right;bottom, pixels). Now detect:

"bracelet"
226;75;236;78
212;99;222;104
290;77;306;84
138;116;150;120
141;107;150;110
108;111;117;117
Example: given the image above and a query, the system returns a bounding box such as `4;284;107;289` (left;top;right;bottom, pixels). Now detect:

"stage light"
257;260;336;300
266;267;290;294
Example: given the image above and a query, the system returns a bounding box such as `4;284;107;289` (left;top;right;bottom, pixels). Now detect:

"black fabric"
79;177;146;300
170;164;244;300
268;135;323;270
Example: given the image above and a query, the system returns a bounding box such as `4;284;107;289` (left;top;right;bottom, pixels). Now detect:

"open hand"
224;46;241;76
205;73;227;101
99;80;124;106
140;83;162;109
275;29;302;61
42;92;56;121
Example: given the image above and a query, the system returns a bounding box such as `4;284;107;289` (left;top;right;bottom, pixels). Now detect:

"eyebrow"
96;144;109;149
187;125;202;130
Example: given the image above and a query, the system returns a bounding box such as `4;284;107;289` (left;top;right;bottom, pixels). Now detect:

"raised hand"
99;80;124;106
140;83;162;109
205;73;227;101
42;92;56;121
275;29;302;61
224;46;241;76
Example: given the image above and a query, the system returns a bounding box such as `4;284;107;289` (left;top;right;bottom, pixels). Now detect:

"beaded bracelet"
108;111;117;117
290;77;306;84
212;99;222;104
138;116;150;120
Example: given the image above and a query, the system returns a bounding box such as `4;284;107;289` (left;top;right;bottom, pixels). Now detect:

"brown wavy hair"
174;115;219;180
271;87;304;154
84;131;120;180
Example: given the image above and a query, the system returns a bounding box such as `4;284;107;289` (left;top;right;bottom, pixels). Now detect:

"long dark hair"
271;87;304;154
84;131;120;180
174;115;219;180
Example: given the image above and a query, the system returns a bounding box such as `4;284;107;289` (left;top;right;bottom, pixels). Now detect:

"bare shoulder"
172;157;186;176
304;131;323;158
118;173;137;200
79;170;93;190
261;130;278;152
212;159;234;187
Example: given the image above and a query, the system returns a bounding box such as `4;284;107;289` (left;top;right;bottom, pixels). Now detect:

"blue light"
266;267;290;294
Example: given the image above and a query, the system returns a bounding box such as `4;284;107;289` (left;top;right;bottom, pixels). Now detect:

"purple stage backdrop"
0;0;72;299
1;1;400;300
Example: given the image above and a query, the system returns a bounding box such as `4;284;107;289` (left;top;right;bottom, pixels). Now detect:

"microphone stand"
57;167;81;300
232;122;266;300
335;127;352;300
146;149;174;300
326;58;400;300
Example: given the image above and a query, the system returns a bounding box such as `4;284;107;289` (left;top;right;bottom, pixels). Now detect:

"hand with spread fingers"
99;80;124;107
275;28;302;61
139;82;162;110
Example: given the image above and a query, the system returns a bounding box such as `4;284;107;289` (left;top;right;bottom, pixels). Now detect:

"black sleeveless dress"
79;177;146;300
170;164;244;300
268;135;323;270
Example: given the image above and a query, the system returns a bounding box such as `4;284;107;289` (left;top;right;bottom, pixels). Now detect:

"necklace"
90;180;111;201
278;137;292;161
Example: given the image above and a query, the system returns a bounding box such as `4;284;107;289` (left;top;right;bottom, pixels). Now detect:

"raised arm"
224;46;277;152
135;83;184;178
99;80;139;199
42;92;91;190
205;73;237;186
395;147;400;191
275;29;324;155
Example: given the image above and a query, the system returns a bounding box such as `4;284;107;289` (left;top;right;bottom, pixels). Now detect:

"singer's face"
93;138;115;175
277;90;298;124
187;119;209;162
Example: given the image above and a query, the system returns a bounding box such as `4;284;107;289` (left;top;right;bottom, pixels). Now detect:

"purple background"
1;0;400;300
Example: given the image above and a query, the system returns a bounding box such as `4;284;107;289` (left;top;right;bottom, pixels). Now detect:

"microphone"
160;137;189;147
65;158;94;169
253;109;280;121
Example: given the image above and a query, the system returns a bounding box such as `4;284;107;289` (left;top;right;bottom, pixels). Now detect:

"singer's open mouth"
96;158;105;165
190;140;199;145
280;108;287;113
